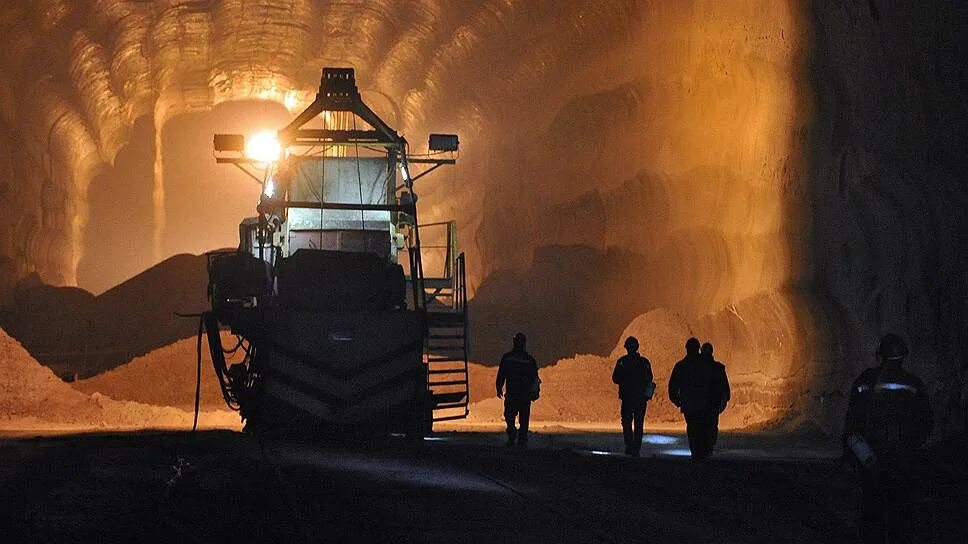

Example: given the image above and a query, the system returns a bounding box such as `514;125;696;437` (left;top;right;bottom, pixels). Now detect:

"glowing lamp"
263;178;276;198
245;131;282;162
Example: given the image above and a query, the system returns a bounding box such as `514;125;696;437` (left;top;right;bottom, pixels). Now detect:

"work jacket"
612;353;654;400
668;354;727;415
709;360;730;413
496;349;539;400
843;365;932;471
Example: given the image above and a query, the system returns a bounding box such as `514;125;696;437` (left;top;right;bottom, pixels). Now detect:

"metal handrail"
459;252;469;411
413;220;457;283
426;251;470;421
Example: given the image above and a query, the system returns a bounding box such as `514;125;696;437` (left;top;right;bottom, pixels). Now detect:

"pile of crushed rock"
4;307;753;433
0;327;237;432
463;309;750;430
73;332;241;412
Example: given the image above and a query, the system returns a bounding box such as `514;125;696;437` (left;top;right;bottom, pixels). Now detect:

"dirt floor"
1;430;964;543
5;324;965;542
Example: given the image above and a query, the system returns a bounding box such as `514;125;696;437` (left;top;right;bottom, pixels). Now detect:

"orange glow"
244;131;282;163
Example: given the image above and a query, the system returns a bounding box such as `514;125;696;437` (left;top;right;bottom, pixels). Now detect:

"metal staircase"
408;221;469;422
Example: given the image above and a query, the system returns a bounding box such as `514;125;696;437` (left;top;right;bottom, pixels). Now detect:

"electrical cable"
315;111;330;337
222;336;245;354
306;145;334;157
353;115;366;244
192;314;203;432
200;312;242;411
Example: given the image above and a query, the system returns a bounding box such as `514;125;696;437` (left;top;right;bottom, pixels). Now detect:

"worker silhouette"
668;337;729;460
842;334;932;544
700;342;731;449
496;333;540;449
612;336;655;456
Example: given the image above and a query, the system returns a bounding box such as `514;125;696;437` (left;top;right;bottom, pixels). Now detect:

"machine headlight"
245;131;282;163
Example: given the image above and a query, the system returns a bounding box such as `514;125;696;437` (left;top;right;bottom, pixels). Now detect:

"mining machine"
203;68;468;436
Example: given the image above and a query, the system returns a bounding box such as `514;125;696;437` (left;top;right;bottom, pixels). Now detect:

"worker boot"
506;427;517;448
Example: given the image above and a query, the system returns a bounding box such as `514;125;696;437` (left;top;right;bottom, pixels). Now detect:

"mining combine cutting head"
203;68;467;436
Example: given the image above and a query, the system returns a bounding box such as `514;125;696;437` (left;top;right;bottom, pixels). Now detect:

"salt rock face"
0;1;964;434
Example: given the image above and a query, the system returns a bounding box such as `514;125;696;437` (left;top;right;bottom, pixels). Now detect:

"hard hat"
513;332;526;348
877;333;908;361
685;337;701;353
701;342;714;356
624;336;639;351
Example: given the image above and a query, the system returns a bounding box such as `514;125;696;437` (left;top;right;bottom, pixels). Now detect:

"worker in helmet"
612;336;655;456
668;337;728;460
843;333;933;543
496;333;540;449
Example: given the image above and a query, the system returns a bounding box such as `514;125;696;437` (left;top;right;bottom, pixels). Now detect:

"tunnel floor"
0;431;964;543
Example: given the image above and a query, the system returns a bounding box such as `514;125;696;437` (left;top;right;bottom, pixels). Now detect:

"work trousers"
684;410;717;460
504;396;532;445
620;398;648;454
862;472;914;544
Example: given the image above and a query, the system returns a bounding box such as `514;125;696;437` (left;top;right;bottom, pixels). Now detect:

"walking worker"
668;337;728;461
843;333;932;544
700;342;730;449
496;332;540;449
612;336;655;456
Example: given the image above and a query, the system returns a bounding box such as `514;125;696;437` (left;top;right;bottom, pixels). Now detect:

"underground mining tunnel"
0;1;966;449
1;1;967;542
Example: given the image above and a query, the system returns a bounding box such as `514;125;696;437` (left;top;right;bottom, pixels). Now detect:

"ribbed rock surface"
0;1;964;433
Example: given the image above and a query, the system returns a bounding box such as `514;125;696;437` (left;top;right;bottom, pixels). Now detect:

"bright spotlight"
245;131;282;163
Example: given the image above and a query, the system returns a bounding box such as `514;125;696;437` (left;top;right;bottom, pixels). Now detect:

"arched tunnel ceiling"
0;0;646;287
0;1;966;432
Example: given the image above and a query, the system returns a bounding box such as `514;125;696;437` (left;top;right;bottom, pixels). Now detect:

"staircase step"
427;311;464;324
428;379;468;387
427;327;464;334
427;343;465;350
427;345;464;352
428;368;466;375
432;412;470;422
431;392;467;405
433;401;469;411
428;333;464;340
425;358;465;365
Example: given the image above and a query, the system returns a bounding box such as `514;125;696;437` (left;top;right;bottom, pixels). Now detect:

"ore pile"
0;327;237;432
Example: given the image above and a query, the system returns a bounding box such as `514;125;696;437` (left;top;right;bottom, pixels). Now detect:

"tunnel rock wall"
0;0;822;430
802;1;968;437
469;1;813;430
0;0;442;294
0;0;639;295
0;1;964;433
